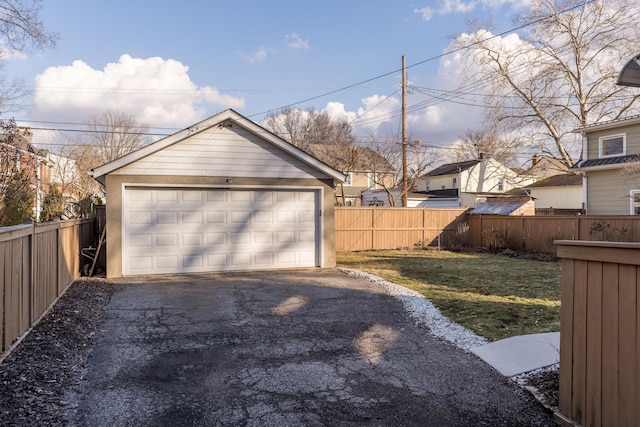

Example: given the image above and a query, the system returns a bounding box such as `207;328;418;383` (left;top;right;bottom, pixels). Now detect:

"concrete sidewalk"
470;332;560;377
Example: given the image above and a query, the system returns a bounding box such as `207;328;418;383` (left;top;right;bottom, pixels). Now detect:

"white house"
417;158;536;208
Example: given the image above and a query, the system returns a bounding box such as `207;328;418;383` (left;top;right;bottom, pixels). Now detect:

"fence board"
340;212;640;254
556;241;640;427
585;261;602;427
558;258;574;419
0;218;94;355
335;207;468;252
571;259;588;425
619;264;637;426
601;262;619;427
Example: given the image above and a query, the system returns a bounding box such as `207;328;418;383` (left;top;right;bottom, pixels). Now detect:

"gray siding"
587;124;640;160
587;169;640;214
113;126;325;179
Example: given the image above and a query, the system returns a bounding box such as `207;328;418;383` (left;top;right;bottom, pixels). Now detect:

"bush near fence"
0;218;94;355
335;207;640;253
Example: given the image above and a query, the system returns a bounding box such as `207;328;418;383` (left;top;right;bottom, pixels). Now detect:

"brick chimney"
532;153;540;166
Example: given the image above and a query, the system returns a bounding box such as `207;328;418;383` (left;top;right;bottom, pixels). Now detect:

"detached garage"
90;109;346;278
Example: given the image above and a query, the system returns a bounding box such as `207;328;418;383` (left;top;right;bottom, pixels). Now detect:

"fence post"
521;215;525;251
29;220;35;326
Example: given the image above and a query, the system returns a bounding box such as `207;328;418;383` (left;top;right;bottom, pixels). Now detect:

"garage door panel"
157;212;178;224
182;234;203;246
157;191;178;202
156;234;178;247
181;191;203;203
124;188;318;275
207;254;228;267
182;211;203;224
129;211;152;225
130;234;152;248
206;232;227;245
206;211;227;223
254;252;274;265
157;255;178;269
182;254;203;268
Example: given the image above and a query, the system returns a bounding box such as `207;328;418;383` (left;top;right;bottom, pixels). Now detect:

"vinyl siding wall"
586;169;639;215
529;186;584;210
587;125;640;159
113;125;327;179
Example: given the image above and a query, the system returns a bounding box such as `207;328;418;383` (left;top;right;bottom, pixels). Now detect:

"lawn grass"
337;249;562;341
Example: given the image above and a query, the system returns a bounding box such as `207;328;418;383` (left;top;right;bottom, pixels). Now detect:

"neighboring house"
521;173;584;214
572;115;640;215
304;144;395;206
469;196;535;216
525;154;572;179
416;158;536;208
90;109;346;278
0;128;51;220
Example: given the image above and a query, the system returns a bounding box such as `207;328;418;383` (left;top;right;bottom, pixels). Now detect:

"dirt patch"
0;279;115;426
516;365;559;410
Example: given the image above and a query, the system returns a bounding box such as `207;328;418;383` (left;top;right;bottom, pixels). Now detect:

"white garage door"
123;188;319;275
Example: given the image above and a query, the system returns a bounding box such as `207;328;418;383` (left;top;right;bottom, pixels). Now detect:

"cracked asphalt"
66;269;555;426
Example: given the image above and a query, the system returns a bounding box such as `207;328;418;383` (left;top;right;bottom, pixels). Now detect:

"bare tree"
0;0;57;111
448;126;519;167
85;110;150;165
262;107;355;151
453;0;640;167
365;135;436;206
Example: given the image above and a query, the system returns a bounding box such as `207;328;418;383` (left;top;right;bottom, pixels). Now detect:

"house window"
425;180;430;192
452;177;457;187
631;190;640;215
599;134;625;158
498;178;504;191
344;172;353;186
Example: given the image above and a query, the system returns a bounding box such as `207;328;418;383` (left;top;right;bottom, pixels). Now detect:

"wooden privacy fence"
336;207;640;253
335;207;468;251
555;241;640;427
0;219;94;355
468;215;640;254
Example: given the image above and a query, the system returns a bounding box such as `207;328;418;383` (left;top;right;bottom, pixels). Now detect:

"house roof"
422;160;481;177
618;53;640;87
469;196;534;215
573;114;640;133
0;133;47;157
90;109;347;184
304;144;395;173
572;154;640;170
524;173;583;188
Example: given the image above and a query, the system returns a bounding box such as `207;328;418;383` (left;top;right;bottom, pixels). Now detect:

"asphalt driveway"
67;269;554;426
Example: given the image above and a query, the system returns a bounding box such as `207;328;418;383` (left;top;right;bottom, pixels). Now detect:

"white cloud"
284;33;310;51
241;47;276;63
31;54;245;128
415;0;476;21
414;0;530;21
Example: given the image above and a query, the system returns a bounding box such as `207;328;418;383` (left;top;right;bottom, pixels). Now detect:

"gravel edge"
0;278;115;426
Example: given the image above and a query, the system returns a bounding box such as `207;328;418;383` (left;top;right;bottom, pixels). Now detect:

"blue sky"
2;0;531;152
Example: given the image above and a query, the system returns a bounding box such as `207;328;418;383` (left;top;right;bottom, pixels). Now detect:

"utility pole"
401;55;408;208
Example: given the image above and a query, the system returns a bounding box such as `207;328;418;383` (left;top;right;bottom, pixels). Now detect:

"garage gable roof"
90;109;347;184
